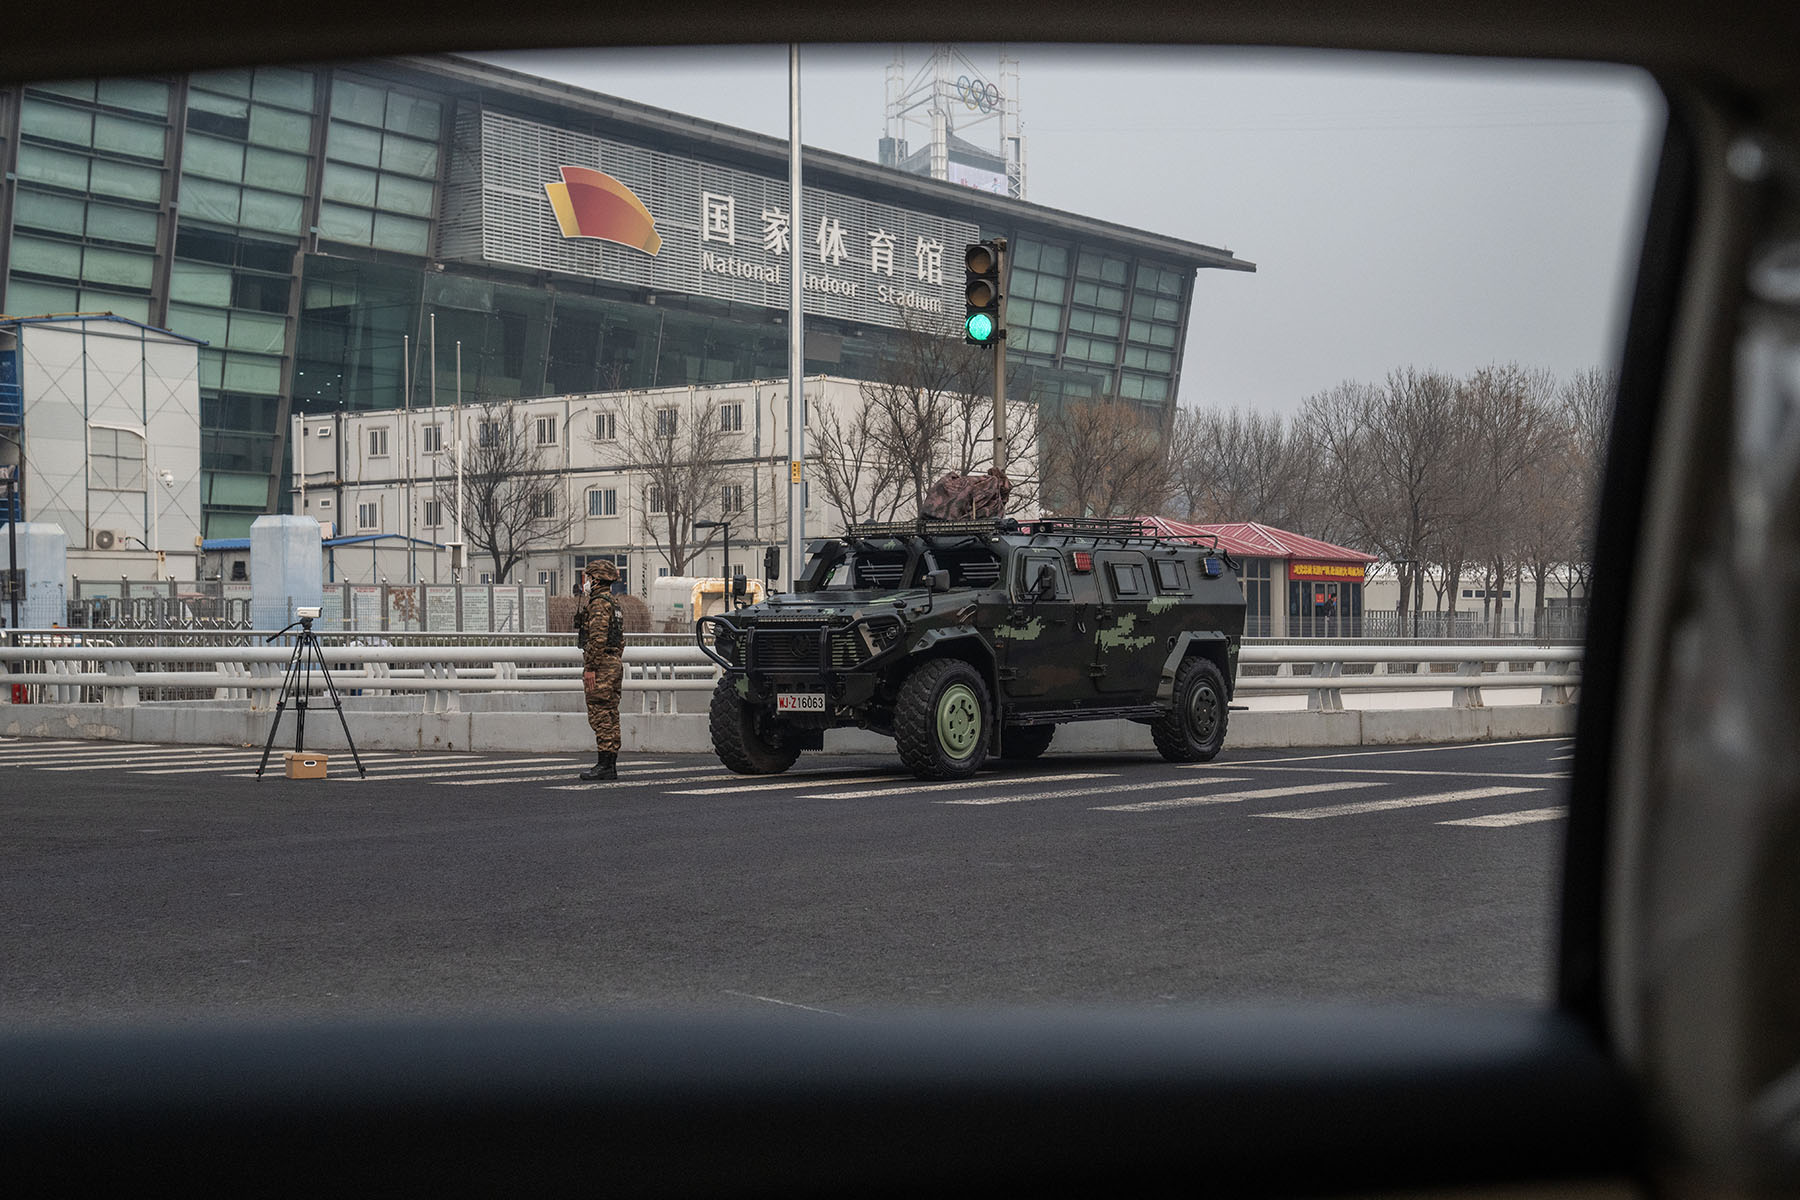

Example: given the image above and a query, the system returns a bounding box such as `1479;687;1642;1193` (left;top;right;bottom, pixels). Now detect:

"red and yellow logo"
544;166;662;256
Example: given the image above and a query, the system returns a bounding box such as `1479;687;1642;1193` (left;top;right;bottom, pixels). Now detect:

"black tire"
1151;656;1229;763
894;659;991;780
709;677;801;775
999;723;1056;760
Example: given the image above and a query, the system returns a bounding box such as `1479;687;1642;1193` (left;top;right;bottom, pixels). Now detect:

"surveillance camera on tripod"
255;604;367;779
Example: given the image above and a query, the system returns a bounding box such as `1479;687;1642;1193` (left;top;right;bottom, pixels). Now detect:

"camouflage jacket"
582;589;625;670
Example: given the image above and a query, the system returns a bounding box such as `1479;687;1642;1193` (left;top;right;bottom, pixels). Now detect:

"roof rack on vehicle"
844;517;1019;539
1014;516;1225;552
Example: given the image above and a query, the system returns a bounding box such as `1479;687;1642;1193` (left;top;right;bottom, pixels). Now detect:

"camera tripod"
254;614;367;779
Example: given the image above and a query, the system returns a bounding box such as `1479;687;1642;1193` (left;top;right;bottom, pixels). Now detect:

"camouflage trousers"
585;652;625;753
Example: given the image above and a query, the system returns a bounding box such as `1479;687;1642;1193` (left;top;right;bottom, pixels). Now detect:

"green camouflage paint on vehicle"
1098;611;1157;652
696;516;1247;781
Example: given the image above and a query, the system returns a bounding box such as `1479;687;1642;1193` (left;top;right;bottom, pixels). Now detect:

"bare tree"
1459;363;1559;633
1040;395;1174;518
438;402;577;584
1167;405;1337;536
859;321;991;515
943;390;1041;515
1558;366;1618;600
809;399;906;526
616;392;741;577
1304;370;1470;632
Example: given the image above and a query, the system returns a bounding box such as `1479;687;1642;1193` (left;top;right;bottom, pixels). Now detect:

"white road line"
721;989;853;1019
366;757;680;776
1096;780;1380;813
0;745;251;762
226;756;603;781
209;755;687;780
7;744;250;766
130;754;469;775
1261;785;1543;820
807;772;1119;801
297;765;699;786
672;774;910;795
38;752;294;772
1212;738;1574;768
939;776;1252;807
1214;764;1567;781
1439;807;1568;827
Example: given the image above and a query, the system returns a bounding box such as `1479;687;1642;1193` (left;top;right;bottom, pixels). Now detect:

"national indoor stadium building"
0;55;1253;538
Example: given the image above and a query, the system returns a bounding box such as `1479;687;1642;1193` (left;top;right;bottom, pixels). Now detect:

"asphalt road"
0;734;1573;1029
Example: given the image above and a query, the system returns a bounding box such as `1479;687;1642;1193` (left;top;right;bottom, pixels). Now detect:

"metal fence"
1359;608;1588;642
1;631;1579;714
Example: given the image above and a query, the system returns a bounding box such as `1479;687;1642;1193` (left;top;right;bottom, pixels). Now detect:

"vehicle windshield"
0;43;1661;1028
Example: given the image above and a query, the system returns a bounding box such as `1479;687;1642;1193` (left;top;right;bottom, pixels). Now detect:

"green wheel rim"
936;682;981;756
1188;681;1220;741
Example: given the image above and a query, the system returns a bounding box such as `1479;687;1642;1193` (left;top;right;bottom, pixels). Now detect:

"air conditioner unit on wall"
89;529;137;551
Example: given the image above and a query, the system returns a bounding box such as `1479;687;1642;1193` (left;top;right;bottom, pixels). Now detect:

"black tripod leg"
309;636;366;777
255;639;309;778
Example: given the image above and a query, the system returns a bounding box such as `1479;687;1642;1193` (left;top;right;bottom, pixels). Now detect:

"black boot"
580;751;617;782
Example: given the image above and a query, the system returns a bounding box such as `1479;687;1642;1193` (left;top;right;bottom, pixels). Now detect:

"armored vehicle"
696;517;1246;780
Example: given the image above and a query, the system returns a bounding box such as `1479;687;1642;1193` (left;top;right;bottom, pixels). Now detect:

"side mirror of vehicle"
928;569;952;593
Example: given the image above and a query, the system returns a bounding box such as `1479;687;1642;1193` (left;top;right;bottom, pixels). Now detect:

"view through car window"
0;46;1661;1026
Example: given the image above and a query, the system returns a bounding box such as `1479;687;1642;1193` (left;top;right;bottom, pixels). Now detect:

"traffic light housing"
963;240;1003;346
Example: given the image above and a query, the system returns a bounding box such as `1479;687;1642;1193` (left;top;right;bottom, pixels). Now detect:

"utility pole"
786;44;805;590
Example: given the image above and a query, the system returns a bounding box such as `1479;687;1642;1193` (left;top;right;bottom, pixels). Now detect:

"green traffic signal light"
963;240;1003;347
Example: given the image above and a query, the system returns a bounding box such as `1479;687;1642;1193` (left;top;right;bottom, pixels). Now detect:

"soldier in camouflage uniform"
578;559;626;781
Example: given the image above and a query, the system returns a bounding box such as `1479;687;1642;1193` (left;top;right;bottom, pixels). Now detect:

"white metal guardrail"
0;632;1579;713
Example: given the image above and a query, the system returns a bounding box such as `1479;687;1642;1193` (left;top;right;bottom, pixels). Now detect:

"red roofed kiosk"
1138;519;1378;638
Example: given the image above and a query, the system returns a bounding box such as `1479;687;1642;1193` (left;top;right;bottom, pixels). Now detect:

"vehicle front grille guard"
696;614;903;679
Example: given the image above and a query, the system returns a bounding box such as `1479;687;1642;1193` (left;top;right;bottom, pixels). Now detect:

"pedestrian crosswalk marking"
672;773;909;795
806;772;1119;801
1096;780;1378;812
1439;806;1567;827
1221;764;1566;781
1215;738;1573;769
941;776;1253;807
0;745;251;764
1260;785;1542;820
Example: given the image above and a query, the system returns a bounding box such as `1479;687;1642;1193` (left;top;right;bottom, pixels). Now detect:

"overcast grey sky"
478;45;1663;416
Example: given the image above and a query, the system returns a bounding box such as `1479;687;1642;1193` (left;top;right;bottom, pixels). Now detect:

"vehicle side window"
1106;562;1149;599
1014;554;1069;600
1154;559;1189;593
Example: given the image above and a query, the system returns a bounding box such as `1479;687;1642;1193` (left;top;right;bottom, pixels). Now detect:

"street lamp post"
1;464;18;630
693;519;735;609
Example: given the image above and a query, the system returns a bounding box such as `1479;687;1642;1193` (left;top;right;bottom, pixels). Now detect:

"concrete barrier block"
623;713;712;753
477;711;590;754
1042;720;1157;754
1483;705;1578;740
179;706;260;748
1;704;129;742
822;727;895;754
1229;711;1363;748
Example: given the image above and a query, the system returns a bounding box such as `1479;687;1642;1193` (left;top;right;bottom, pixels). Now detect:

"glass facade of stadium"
0;56;1252;538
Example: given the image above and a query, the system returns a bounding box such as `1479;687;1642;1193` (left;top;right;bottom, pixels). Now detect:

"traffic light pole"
992;240;1007;477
